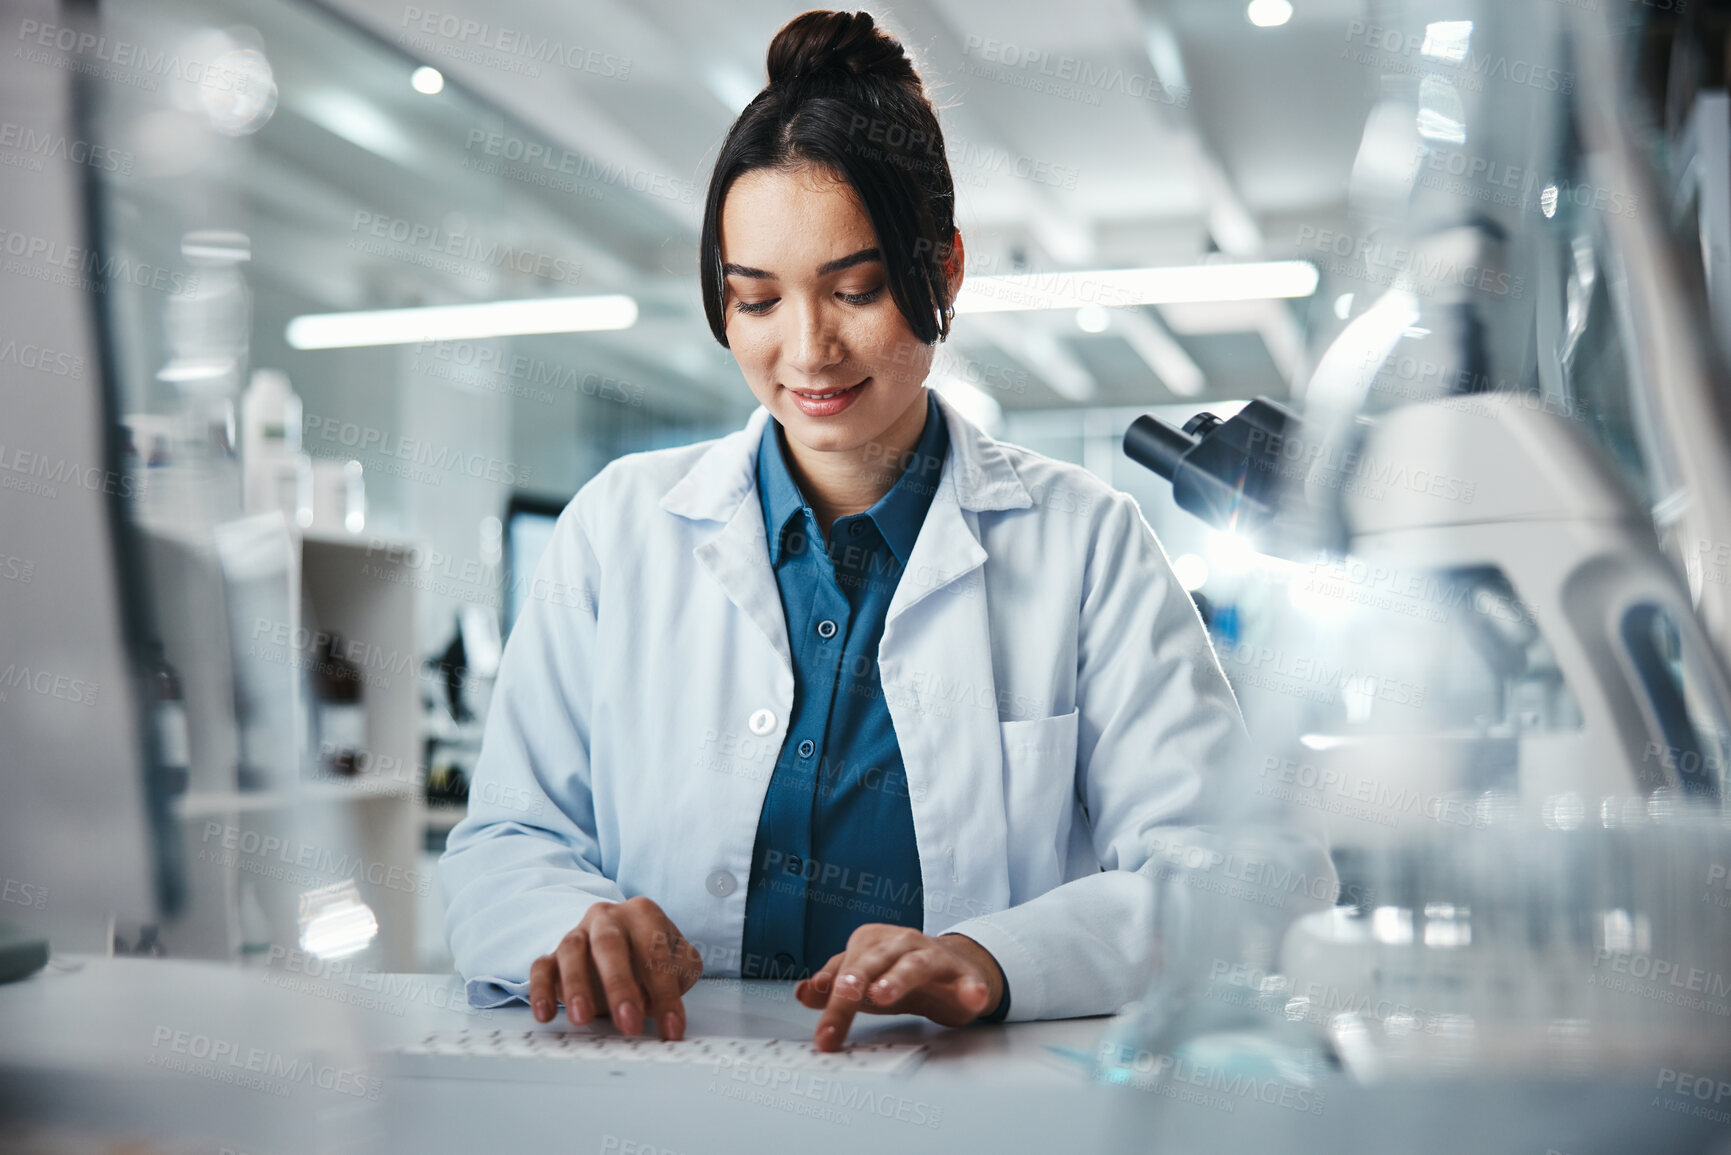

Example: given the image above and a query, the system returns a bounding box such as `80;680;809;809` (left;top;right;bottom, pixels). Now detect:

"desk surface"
0;956;1113;1155
1;956;1724;1155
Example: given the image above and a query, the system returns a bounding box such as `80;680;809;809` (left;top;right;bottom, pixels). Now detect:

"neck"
781;392;930;537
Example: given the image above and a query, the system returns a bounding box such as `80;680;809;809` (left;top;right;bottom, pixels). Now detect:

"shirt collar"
756;418;809;567
756;390;950;567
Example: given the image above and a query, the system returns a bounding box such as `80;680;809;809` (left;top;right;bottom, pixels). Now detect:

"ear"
941;230;965;310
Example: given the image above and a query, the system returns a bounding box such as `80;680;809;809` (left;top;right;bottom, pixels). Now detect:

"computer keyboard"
386;1029;927;1079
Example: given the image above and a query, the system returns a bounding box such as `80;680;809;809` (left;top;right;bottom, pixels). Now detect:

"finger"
814;933;913;1051
634;925;687;1041
528;955;559;1022
830;933;918;1010
588;922;647;1036
796;953;846;1009
865;947;951;1009
669;930;705;994
554;936;597;1026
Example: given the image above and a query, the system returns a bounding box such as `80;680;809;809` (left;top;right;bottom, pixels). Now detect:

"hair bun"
766;10;916;91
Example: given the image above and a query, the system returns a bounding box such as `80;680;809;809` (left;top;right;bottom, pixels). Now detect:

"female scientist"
438;9;1253;1051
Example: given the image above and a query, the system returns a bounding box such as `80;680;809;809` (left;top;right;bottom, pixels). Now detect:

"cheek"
726;323;777;380
851;311;932;381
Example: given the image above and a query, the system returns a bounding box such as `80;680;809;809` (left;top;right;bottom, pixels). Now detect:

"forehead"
719;165;877;270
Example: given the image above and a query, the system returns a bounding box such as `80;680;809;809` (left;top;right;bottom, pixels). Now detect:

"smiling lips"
787;377;869;417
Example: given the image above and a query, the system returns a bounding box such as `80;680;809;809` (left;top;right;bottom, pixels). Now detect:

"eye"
733;298;777;315
838;287;885;306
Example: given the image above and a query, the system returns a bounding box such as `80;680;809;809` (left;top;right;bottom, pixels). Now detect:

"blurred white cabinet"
140;512;426;972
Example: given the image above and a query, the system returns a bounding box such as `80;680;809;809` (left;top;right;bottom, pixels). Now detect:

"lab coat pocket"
997;708;1080;901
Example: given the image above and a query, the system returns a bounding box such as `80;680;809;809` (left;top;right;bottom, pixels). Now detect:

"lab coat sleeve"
943;490;1334;1021
437;489;627;1008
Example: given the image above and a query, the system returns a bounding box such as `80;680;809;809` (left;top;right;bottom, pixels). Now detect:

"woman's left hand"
794;925;1005;1051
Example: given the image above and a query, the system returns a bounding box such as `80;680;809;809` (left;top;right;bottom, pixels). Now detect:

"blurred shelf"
170;777;422;818
170;790;290;818
299;526;416;555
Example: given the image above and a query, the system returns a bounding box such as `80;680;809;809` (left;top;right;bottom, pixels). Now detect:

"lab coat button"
705;870;737;897
816;619;837;639
748;708;776;735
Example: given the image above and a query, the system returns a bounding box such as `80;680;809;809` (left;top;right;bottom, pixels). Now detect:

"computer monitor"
502;493;568;636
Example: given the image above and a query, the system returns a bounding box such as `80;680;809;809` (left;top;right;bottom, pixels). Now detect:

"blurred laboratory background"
10;0;1417;975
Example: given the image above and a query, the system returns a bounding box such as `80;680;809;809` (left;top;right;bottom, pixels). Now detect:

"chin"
781;414;874;453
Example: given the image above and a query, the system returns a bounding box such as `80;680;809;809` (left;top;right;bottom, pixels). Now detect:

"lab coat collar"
659;387;1031;525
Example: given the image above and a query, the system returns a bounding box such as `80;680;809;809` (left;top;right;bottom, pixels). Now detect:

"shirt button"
705;870;736;897
784;854;803;875
797;739;816;759
748;708;776;735
849;522;865;537
816;619;837;639
774;951;797;972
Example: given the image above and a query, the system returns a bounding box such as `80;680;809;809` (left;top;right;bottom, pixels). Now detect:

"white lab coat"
439;390;1313;1020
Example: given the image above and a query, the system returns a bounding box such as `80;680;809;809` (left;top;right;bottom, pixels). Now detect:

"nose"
784;298;845;380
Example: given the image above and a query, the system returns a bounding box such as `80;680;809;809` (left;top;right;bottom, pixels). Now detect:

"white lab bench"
0;956;1112;1154
0;956;1722;1155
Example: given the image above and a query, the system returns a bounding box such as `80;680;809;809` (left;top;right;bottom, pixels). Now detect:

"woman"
439;9;1260;1052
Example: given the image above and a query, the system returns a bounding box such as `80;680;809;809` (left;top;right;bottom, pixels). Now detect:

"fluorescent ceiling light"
286;295;639;350
295;89;416;165
1247;0;1293;28
954;261;1318;315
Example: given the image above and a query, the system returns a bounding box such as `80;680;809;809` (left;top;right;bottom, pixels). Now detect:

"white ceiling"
266;0;1378;411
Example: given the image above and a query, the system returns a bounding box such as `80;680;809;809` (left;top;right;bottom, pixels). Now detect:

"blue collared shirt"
741;392;948;982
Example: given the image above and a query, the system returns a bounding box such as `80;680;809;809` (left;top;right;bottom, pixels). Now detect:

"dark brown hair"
699;10;957;348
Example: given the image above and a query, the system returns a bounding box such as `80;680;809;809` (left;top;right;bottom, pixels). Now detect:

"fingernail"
661;1012;681;1040
871;979;894;1001
837;973;862;998
573;995;592;1023
816;1025;839;1050
616;1002;642;1035
532;998;551;1021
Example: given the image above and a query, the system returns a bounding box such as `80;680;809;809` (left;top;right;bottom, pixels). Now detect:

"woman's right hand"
528;896;704;1039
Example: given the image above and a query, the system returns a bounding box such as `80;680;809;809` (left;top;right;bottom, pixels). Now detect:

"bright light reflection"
1208;531;1259;575
1075;304;1111;333
298;881;378;960
1420;21;1474;62
1416;77;1467;144
1247;0;1294;28
1371;905;1414;945
411;66;445;95
1172;553;1209;592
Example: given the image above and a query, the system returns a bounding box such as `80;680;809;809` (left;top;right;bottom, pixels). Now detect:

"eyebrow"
722;247;882;281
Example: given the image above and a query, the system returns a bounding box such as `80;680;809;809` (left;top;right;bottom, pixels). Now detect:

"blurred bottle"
313;632;366;778
238;880;272;966
241;368;312;529
145;641;190;796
